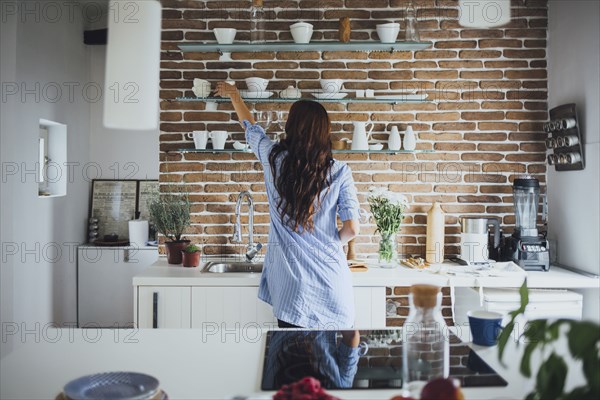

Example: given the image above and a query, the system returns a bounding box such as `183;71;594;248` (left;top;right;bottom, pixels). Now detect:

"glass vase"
378;232;398;268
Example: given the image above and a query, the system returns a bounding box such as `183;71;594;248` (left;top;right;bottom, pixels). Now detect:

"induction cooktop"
261;329;508;391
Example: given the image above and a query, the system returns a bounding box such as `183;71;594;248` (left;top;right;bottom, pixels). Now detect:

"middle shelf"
173;148;434;154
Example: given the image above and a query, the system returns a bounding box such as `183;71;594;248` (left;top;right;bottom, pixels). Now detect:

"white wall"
1;2;92;357
547;0;600;321
89;46;159;180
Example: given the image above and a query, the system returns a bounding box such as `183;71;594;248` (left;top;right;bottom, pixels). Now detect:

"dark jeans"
277;319;301;328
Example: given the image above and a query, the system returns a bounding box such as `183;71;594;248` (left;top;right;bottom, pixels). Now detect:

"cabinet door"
137;286;191;328
354;287;386;329
191;287;277;329
78;247;158;328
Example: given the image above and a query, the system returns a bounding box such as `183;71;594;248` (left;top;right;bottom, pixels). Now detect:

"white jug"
351;122;373;151
403;125;417;151
388;126;402;151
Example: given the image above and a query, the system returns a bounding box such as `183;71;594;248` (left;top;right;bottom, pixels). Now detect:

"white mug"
186;131;208;150
209;130;229;150
192;79;211;97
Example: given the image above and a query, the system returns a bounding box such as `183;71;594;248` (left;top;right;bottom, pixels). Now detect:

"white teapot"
279;86;302;99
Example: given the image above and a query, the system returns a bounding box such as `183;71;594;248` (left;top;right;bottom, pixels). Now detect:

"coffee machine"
503;177;550;271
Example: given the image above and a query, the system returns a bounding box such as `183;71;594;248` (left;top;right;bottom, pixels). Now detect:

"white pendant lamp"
458;0;511;28
103;0;162;130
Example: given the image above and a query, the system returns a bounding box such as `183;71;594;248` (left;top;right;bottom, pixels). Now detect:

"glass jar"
250;0;266;43
404;2;420;42
378;232;398;268
402;285;449;392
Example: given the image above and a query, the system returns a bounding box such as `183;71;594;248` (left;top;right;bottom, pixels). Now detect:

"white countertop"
1;327;553;400
133;257;600;289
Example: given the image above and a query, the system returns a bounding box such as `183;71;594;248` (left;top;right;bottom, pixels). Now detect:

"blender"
503;176;550;271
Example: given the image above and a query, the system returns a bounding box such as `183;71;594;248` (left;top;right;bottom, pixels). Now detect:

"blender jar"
513;177;540;237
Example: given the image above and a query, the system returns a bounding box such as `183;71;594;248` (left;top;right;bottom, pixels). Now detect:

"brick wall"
158;0;548;324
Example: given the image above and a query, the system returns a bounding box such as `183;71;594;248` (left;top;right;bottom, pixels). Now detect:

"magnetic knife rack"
544;103;585;171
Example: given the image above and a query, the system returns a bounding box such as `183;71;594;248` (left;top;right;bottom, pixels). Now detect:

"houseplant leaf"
567;321;600;359
535;353;567;400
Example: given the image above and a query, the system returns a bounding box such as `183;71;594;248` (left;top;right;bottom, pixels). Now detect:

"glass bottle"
404;2;420;42
402;285;449;393
250;0;266;43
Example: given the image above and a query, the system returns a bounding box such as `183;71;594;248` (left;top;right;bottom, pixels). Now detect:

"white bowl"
290;22;314;44
320;79;344;93
213;28;237;44
376;23;400;44
245;77;269;92
369;144;384;151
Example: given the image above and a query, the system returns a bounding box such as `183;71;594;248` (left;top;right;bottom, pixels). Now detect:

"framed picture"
90;180;138;240
138;180;160;221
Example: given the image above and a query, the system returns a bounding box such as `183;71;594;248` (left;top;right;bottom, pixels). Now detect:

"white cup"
192;79;211;97
376;22;400;44
213;28;237;44
320;79;344;93
209;130;229;150
186;130;209;149
290;22;314;44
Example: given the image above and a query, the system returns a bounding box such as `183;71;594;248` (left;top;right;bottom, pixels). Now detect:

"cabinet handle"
152;292;158;329
124;249;129;263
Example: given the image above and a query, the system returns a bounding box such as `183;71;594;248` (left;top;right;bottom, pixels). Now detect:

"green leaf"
520;341;538;377
561;386;592;400
567;321;600;359
535;353;568;400
524;319;547;343
497;320;515;366
582;353;600;395
519;279;529;312
524;392;538;400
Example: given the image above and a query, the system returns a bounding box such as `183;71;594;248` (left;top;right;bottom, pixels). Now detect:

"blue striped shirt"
244;121;360;329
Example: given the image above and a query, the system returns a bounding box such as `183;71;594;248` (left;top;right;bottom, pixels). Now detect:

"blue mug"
468;310;503;346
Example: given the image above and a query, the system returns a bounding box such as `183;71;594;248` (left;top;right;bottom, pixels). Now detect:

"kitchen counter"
133;257;599;289
1;326;567;400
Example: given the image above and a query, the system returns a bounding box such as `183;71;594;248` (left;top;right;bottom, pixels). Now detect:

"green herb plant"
498;281;600;400
148;194;191;242
183;244;201;253
367;188;408;263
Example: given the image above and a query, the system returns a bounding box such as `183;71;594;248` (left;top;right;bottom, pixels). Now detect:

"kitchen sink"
202;261;263;273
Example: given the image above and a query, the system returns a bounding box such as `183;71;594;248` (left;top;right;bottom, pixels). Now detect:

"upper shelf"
175;94;429;104
177;41;432;53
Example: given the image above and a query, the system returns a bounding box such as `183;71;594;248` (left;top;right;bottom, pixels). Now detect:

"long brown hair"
268;100;333;233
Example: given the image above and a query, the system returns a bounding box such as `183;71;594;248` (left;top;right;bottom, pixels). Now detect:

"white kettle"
351;122;373;151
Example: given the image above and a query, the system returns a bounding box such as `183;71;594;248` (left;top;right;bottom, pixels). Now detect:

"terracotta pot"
165;240;190;264
182;250;201;268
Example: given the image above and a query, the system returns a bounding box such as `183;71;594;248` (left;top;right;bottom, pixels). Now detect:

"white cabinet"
191;287;277;329
136;286;191;328
78;246;158;328
354;287;386;328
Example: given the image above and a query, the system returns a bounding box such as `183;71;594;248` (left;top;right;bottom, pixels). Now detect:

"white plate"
311;92;348;100
63;372;159;400
240;91;274;99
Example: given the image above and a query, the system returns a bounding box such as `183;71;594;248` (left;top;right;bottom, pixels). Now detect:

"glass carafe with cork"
402;285;449;392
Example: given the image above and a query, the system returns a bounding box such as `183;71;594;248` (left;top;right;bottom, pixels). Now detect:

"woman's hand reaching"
215;81;240;101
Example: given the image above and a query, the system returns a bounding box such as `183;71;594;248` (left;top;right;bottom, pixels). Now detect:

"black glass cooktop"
261;329;508;391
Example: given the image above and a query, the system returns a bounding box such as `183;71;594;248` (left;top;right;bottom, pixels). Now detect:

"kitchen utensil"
245;77;269;92
502;177;550;271
369;143;384;151
290;21;313;43
209;130;229;150
186;131;209;149
388;125;401;151
279;85;301;99
240;90;274;99
468;310;503;346
319;79;344;93
351;121;373;151
403;125;417;150
459;217;501;264
213;28;237;44
376;22;400;43
63;371;159;400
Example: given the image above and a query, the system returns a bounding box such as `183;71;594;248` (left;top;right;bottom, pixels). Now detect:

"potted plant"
367;187;409;268
148;194;191;264
182;244;201;268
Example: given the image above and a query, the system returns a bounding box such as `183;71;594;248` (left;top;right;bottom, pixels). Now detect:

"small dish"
369;144;384;151
312;92;348;100
239;90;274;99
233;141;250;151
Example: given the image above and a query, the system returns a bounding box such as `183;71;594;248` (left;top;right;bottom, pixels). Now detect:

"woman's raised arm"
214;81;255;125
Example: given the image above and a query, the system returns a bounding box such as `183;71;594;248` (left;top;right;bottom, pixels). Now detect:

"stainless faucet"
231;191;263;262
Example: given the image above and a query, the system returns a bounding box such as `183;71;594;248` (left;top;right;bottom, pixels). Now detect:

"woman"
215;82;361;329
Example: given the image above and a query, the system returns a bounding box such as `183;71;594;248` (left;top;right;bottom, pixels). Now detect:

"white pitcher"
388;126;402;151
403;125;417;151
351;122;373;151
